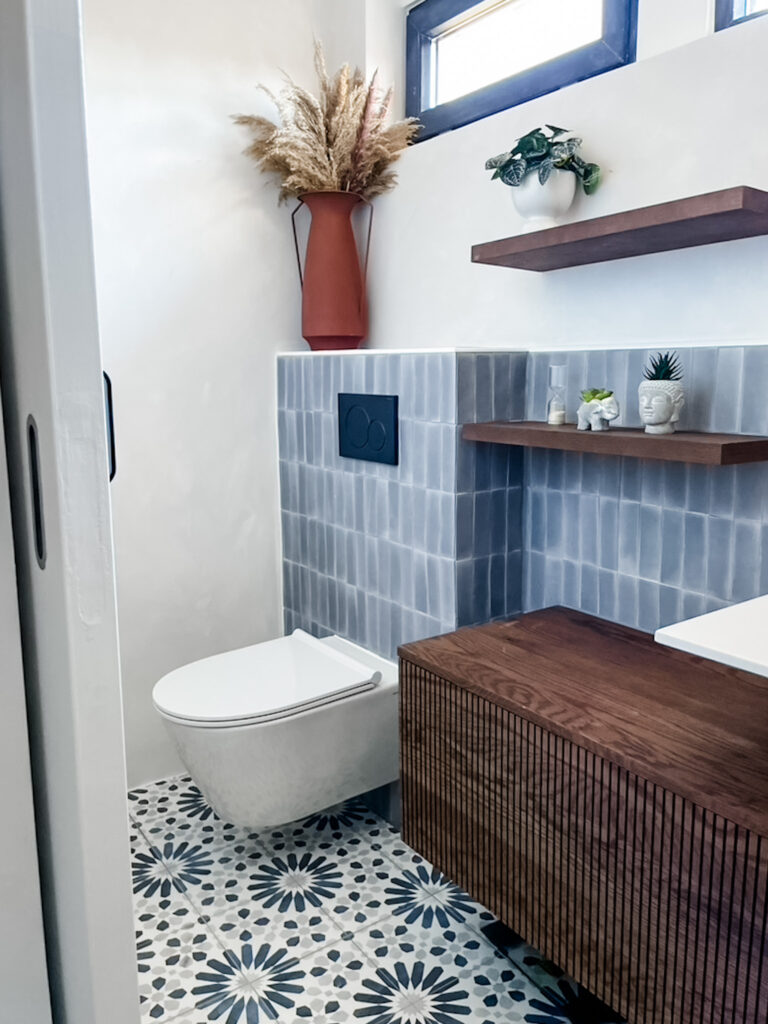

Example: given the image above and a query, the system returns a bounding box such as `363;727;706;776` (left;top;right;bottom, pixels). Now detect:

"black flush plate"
338;393;399;465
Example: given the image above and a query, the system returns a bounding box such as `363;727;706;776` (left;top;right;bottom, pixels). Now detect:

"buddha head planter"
638;352;684;435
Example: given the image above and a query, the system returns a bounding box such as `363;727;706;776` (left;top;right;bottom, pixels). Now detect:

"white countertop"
655;595;768;678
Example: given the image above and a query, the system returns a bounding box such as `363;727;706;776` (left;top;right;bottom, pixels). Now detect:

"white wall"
83;0;768;785
83;1;335;785
364;8;768;351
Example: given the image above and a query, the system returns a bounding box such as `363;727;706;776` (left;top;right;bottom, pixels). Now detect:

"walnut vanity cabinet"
398;607;768;1024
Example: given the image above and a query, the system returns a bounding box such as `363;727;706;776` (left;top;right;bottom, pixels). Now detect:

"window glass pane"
746;0;768;14
432;0;604;108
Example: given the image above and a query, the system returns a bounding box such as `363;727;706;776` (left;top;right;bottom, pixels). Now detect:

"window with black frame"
715;0;768;30
406;0;638;141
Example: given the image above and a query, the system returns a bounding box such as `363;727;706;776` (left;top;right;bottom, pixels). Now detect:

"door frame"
0;0;139;1020
0;386;52;1022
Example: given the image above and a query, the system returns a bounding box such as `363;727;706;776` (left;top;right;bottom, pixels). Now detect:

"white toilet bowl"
152;630;399;827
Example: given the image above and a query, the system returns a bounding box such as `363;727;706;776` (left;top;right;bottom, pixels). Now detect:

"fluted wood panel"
400;658;768;1024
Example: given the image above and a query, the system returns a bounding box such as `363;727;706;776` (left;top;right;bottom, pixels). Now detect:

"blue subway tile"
733;463;767;521
710;348;743;433
658;585;681;628
662;463;687;509
542;556;563;608
681;591;707;620
599;497;619;571
741;348;768;435
505;550;522;613
581;454;601;494
489;447;509;490
471;556;491;623
456;492;474;559
580;563;598;615
641;459;664;507
563;492;580;561
490;554;506;617
708;466;735;519
507;487;524;552
620;458;642;502
474;443;492;491
637;580;660;633
475;354;493;421
490;489;507;554
545;491;564;552
457;354;476;424
660;508;684;586
706;517;733;601
638;506;662;581
473;490;493;556
686;463;709;513
682;513;707;594
616;574;638;628
530;490;546;553
527;551;546;611
563;452;582;492
598;569;617;621
732;520;760;602
563;559;579;609
546;450;565;492
579;493;599;565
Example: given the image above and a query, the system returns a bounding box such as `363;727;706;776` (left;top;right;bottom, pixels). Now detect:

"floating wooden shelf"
471;186;768;271
461;420;768;465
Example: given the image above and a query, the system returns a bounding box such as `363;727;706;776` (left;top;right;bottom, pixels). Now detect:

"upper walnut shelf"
471;186;768;272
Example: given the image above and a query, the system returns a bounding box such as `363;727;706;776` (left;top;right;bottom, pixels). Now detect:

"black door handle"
103;372;116;482
26;414;46;569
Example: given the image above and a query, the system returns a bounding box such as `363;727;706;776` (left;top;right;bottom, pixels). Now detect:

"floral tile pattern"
129;774;624;1023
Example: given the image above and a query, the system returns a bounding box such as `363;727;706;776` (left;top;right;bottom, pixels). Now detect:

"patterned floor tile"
165;938;314;1024
352;916;560;1023
128;778;625;1024
136;913;212;1021
262;798;399;860
195;856;346;958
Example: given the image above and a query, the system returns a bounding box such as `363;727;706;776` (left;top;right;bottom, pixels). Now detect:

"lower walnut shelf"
461;421;768;465
399;608;768;1024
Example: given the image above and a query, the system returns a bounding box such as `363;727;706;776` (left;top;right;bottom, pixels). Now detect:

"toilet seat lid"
152;629;380;726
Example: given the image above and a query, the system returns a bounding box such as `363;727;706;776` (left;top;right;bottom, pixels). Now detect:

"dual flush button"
338;393;399;466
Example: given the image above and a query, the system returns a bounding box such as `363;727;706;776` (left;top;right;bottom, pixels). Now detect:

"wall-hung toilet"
152;630;398;827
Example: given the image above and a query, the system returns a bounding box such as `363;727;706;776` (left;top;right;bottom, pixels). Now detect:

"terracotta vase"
297;191;368;351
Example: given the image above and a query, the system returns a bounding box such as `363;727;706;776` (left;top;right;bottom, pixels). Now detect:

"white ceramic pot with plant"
638;352;685;435
485;125;601;229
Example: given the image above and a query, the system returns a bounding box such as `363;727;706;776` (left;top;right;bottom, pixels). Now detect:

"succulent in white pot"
638;352;685;435
485;125;601;229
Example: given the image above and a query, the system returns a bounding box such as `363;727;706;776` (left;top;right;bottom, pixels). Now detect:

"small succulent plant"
485;125;601;194
643;351;683;381
580;388;614;403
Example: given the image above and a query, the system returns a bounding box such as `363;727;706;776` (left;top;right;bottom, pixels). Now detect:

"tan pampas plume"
233;41;419;202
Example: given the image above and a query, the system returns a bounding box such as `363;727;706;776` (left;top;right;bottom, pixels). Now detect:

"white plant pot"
638;380;686;435
511;169;577;230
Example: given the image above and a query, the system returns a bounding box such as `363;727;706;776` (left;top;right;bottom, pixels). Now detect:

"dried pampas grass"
233;43;419;202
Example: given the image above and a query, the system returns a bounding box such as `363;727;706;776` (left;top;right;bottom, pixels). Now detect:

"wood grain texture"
471;186;768;271
399;609;768;1024
460;421;768;466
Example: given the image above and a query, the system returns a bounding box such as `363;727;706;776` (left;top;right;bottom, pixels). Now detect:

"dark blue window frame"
407;0;638;141
715;0;767;30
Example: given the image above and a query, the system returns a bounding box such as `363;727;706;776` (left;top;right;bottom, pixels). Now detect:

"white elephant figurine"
577;390;620;431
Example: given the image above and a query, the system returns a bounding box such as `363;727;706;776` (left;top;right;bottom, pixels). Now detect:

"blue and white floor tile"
128;775;623;1023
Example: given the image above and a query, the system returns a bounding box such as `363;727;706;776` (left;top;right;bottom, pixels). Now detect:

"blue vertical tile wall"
455;352;526;626
278;351;526;659
523;346;768;631
280;345;768;656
